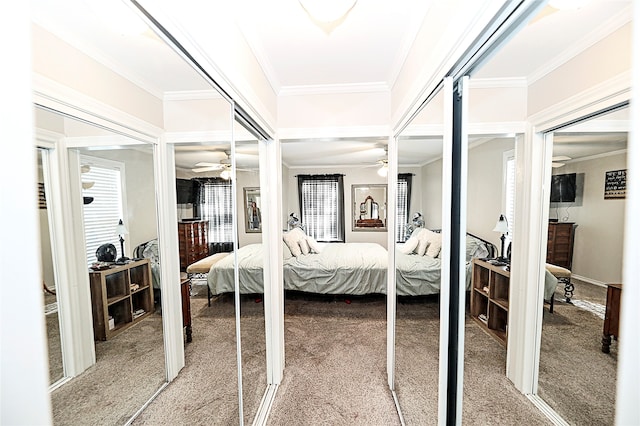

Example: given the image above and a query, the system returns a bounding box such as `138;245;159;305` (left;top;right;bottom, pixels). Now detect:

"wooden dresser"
546;222;575;270
602;284;622;353
178;220;209;271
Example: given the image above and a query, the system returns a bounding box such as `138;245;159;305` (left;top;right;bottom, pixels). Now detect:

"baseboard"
571;274;607;288
526;394;570;426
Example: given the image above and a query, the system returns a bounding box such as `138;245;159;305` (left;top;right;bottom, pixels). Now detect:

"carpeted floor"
132;284;268;426
51;312;166;425
48;280;617;425
395;295;552;425
538;281;616;426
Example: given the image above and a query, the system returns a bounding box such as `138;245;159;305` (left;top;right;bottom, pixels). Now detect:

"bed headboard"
429;229;497;259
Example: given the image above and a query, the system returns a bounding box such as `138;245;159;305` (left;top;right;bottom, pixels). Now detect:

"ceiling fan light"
220;169;231;180
377;165;388;177
299;0;357;23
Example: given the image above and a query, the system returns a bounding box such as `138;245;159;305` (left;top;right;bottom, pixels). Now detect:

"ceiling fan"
191;152;253;178
552;155;572;168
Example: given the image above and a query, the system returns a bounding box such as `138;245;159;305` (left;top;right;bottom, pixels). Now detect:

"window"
503;150;515;244
396;174;413;242
297;174;345;242
81;156;126;266
197;179;234;242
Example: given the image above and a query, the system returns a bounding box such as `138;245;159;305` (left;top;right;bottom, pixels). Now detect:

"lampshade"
492;214;509;234
115;219;128;236
299;0;357;23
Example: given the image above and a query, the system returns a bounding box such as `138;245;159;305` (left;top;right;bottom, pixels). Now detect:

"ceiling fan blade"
552;155;572;162
551;162;565;168
194;162;223;168
192;166;222;173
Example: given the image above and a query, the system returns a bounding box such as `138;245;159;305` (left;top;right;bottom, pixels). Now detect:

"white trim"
33;73;162;141
36;128;63;148
66;134;147;148
251;384;278;426
526;394;570;426
566;149;627;164
164;130;233;144
528;72;631;131
437;77;454;425
278;125;390;141
156;137;186;382
387;134;398;391
279;82;389;97
570;274;607;288
527;6;633;85
124;382;170;426
391;390;406;426
164;89;224;101
469;77;528;89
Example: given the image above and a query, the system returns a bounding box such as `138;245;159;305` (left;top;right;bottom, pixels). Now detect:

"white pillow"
399;236;419;254
425;231;443;258
306;235;323;253
298;237;310;255
283;228;305;257
283;240;293;260
415;229;431;256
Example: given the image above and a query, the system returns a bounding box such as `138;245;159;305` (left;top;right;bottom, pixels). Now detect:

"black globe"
96;243;117;262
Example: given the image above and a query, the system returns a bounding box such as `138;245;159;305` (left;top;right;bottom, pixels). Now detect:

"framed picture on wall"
244;187;262;233
604;169;626;199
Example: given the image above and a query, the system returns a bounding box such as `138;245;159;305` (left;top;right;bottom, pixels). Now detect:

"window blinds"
505;156;516;243
397;180;409;242
81;161;124;266
298;175;344;242
199;180;233;242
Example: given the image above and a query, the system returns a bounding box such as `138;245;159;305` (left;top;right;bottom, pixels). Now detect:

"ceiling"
31;0;631;170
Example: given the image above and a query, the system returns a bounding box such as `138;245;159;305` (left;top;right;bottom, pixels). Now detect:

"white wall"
550;153;627;283
88;148;158;254
420;137;515;251
32;24;164;129
528;23;632;116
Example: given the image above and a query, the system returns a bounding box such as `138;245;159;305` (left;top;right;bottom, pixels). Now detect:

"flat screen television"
176;179;199;204
550;173;576;202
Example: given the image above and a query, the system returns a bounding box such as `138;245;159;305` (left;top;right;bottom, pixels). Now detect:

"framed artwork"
604;169;626;199
38;182;47;209
244;187;262;233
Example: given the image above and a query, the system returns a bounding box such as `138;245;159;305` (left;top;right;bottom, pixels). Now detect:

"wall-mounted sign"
604;169;626;199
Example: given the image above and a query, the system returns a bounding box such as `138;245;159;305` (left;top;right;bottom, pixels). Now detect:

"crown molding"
164;130;233;144
164;89;224;101
32;73;162;142
278;82;389;97
527;5;632;85
469;77;527;89
566;148;627;164
529;71;631;131
234;19;282;95
278;125;390;141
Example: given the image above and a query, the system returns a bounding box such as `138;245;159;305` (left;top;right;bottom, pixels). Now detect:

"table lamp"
115;219;129;262
493;214;509;262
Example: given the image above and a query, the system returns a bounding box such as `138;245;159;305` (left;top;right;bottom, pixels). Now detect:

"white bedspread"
283;242;387;295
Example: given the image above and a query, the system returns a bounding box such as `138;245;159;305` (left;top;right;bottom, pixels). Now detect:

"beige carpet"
538;282;616;426
396;296;552;425
51;312;166;425
133;287;268;426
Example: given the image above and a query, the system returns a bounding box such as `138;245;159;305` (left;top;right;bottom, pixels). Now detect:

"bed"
207;242;388;296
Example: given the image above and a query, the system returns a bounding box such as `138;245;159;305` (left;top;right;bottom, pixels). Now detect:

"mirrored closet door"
537;106;629;425
33;105;168;425
394;89;445;425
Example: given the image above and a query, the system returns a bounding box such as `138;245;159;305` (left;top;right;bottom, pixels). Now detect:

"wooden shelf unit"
178;220;209;271
470;259;510;346
546;221;575;270
89;259;154;341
